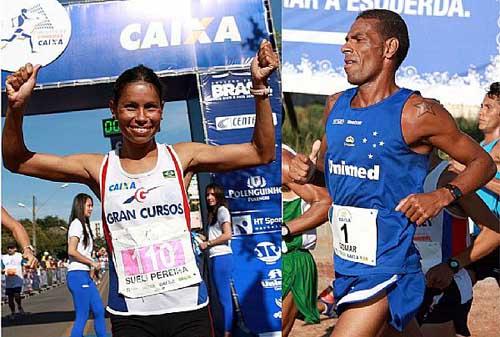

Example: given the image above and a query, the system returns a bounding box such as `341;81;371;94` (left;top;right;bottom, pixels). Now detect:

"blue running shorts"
334;271;425;331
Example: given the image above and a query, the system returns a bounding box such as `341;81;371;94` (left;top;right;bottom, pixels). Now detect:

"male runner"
475;82;500;206
281;143;331;336
288;9;496;337
2;243;26;319
450;82;500;285
415;151;500;337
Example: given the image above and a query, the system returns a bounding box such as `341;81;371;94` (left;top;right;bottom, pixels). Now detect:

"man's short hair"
6;242;16;249
356;9;410;69
487;82;500;101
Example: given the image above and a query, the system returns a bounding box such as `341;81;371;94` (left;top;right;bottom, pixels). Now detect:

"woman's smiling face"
112;81;163;145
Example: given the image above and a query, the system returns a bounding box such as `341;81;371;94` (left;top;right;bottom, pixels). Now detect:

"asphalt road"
1;273;111;337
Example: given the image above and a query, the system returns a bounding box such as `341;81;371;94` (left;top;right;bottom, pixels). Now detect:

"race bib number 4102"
331;205;378;266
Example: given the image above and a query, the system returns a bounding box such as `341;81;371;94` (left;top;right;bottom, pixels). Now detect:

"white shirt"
208;206;233;258
67;219;93;272
2;252;24;288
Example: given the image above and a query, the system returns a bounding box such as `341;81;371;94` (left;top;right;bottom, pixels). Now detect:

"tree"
94;236;108;251
283;102;325;154
1;215;69;259
456;117;482;143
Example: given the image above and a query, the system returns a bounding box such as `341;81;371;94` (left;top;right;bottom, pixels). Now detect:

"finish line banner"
199;70;282;336
283;0;499;105
1;0;270;87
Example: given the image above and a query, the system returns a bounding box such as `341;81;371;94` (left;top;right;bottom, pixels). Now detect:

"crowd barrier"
2;267;68;301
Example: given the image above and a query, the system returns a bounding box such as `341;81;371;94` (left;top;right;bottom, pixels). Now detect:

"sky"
270;0;281;30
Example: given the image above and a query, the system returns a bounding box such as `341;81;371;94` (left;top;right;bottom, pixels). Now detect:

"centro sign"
216;113;278;131
0;0;72;71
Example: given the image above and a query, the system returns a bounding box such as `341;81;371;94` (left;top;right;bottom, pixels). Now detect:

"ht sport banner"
1;0;271;86
282;0;499;105
199;70;282;336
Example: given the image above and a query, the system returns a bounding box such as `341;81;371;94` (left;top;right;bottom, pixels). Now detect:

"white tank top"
415;161;473;303
415;161;470;273
100;143;208;316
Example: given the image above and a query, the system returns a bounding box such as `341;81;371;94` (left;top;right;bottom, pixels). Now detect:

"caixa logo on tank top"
254;241;281;265
226;175;281;202
123;185;161;204
0;0;71;71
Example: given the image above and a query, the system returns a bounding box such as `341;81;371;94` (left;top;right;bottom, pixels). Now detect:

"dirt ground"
288;223;500;337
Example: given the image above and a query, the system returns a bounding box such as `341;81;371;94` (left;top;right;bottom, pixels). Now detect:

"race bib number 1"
331;205;378;266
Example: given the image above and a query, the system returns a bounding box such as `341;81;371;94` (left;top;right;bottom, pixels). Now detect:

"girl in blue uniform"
201;184;234;337
67;193;106;337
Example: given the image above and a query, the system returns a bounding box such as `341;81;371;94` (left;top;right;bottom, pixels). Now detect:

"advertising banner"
1;0;270;86
199;69;282;335
283;0;499;105
231;232;282;335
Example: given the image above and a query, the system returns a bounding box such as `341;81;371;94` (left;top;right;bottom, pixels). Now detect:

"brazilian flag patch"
163;170;176;178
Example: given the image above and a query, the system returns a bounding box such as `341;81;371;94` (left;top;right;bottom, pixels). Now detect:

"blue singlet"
325;88;428;276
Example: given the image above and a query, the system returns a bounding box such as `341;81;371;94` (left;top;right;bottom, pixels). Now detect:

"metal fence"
2;267;68;300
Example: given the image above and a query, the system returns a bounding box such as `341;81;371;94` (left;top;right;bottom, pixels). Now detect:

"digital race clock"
102;118;121;138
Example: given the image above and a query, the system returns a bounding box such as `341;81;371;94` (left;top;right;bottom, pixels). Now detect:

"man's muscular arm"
396;96;496;225
426;169;500;289
449;142;500;195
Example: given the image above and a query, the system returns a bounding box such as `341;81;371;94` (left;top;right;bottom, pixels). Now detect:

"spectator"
2;243;26;319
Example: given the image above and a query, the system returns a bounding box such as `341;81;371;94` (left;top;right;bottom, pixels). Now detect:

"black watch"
446;258;460;274
281;223;291;238
443;183;463;201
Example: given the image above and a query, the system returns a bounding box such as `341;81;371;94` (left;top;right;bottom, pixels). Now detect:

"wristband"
281;223;292;238
443;183;463;201
446;258;460;274
22;245;35;254
249;87;271;97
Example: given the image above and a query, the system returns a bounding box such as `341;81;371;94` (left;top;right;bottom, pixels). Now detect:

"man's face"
341;18;386;85
7;247;16;255
478;95;500;134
